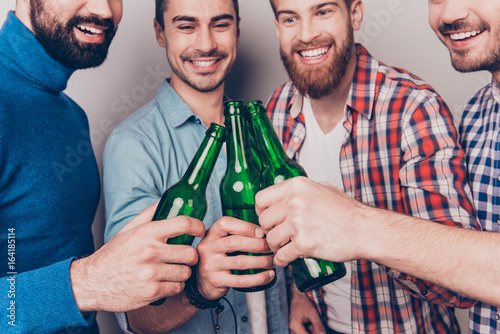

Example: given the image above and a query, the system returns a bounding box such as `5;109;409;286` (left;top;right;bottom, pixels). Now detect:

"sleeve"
386;91;480;308
102;130;164;242
0;258;95;333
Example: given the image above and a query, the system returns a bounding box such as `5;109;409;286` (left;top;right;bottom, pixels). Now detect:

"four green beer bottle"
152;123;226;245
220;100;276;292
245;100;347;293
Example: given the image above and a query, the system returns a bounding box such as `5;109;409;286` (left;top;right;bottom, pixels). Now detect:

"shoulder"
267;81;296;110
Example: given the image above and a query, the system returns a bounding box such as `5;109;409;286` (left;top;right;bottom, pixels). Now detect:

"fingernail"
255;228;265;238
269;270;275;278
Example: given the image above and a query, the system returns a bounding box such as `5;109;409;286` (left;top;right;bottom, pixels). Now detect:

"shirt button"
496;314;500;321
195;119;201;124
293;137;300;143
241;316;248;322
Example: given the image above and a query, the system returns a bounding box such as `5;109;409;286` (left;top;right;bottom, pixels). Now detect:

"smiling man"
428;1;500;333
102;0;288;333
0;1;210;333
257;0;480;333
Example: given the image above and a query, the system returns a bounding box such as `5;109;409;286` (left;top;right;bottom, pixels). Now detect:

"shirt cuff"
115;312;136;334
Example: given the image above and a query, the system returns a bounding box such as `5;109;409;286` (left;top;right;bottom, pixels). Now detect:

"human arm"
256;178;500;308
70;202;205;313
0;203;203;334
125;217;276;334
288;281;326;334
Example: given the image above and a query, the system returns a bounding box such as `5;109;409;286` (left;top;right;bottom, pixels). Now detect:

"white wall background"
1;0;485;332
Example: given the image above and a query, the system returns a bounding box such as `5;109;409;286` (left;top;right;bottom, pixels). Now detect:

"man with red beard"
257;0;480;333
0;1;207;333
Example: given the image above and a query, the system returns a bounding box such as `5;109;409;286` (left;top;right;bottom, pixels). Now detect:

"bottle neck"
250;111;289;166
225;113;253;170
181;128;225;193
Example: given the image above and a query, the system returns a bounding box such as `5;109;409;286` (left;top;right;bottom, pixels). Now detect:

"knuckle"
143;283;162;300
137;244;158;262
223;236;238;250
167;282;184;296
140;266;158;281
229;256;244;269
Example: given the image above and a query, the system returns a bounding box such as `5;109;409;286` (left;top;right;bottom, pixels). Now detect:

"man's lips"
187;58;222;72
448;29;484;41
74;24;107;43
296;46;331;65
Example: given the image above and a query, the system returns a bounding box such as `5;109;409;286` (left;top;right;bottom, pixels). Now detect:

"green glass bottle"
152;123;226;245
149;123;225;306
220;100;276;293
245;100;346;293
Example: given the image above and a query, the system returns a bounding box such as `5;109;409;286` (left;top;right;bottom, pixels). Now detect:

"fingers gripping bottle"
245;100;346;293
220;100;276;292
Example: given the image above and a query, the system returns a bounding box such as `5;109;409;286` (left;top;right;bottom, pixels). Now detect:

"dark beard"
280;31;354;100
30;0;116;69
439;19;500;73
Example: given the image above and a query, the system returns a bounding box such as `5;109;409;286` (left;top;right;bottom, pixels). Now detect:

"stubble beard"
167;46;233;93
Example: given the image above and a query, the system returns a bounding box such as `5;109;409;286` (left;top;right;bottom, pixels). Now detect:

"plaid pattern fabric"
267;44;480;333
459;80;500;334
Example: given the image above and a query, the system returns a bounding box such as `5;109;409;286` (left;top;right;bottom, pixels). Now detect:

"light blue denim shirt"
103;80;289;334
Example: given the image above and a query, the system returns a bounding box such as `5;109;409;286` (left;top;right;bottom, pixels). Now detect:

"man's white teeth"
450;30;482;41
192;60;217;67
300;47;328;59
77;25;104;36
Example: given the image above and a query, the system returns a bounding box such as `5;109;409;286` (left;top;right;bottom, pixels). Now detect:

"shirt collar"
0;11;75;92
155;80;202;128
289;44;378;120
492;78;500;105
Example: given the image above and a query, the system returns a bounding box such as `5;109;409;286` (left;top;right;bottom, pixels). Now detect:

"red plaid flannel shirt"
266;44;479;333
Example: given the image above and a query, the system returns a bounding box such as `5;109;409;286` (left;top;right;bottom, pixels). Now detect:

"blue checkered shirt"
459;79;500;334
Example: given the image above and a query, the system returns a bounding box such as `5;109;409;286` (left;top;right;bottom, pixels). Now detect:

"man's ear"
274;18;280;39
154;18;166;48
237;17;241;42
351;0;364;31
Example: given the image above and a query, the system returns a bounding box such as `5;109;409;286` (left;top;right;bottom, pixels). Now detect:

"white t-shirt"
297;97;352;333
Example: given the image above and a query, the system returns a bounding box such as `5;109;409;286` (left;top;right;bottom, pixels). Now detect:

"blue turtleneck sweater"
0;11;100;333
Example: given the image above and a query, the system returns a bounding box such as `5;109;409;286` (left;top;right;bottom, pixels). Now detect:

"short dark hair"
156;0;240;29
269;0;354;18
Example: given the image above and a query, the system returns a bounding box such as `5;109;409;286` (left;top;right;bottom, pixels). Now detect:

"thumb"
116;200;159;235
274;242;301;267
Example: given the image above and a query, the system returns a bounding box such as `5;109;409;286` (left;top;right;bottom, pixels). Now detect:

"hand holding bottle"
255;177;364;267
195;216;276;300
70;202;206;313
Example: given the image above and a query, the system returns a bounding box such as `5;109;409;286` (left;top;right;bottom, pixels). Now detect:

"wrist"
70;257;99;313
185;268;224;310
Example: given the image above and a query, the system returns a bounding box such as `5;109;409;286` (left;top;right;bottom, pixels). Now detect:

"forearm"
126;291;199;334
361;207;500;307
1;258;93;333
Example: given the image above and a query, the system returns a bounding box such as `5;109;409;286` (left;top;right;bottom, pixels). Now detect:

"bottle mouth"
223;100;244;116
207;123;227;141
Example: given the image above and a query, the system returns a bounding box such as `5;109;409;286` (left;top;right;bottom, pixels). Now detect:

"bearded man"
260;0;480;333
0;1;208;333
